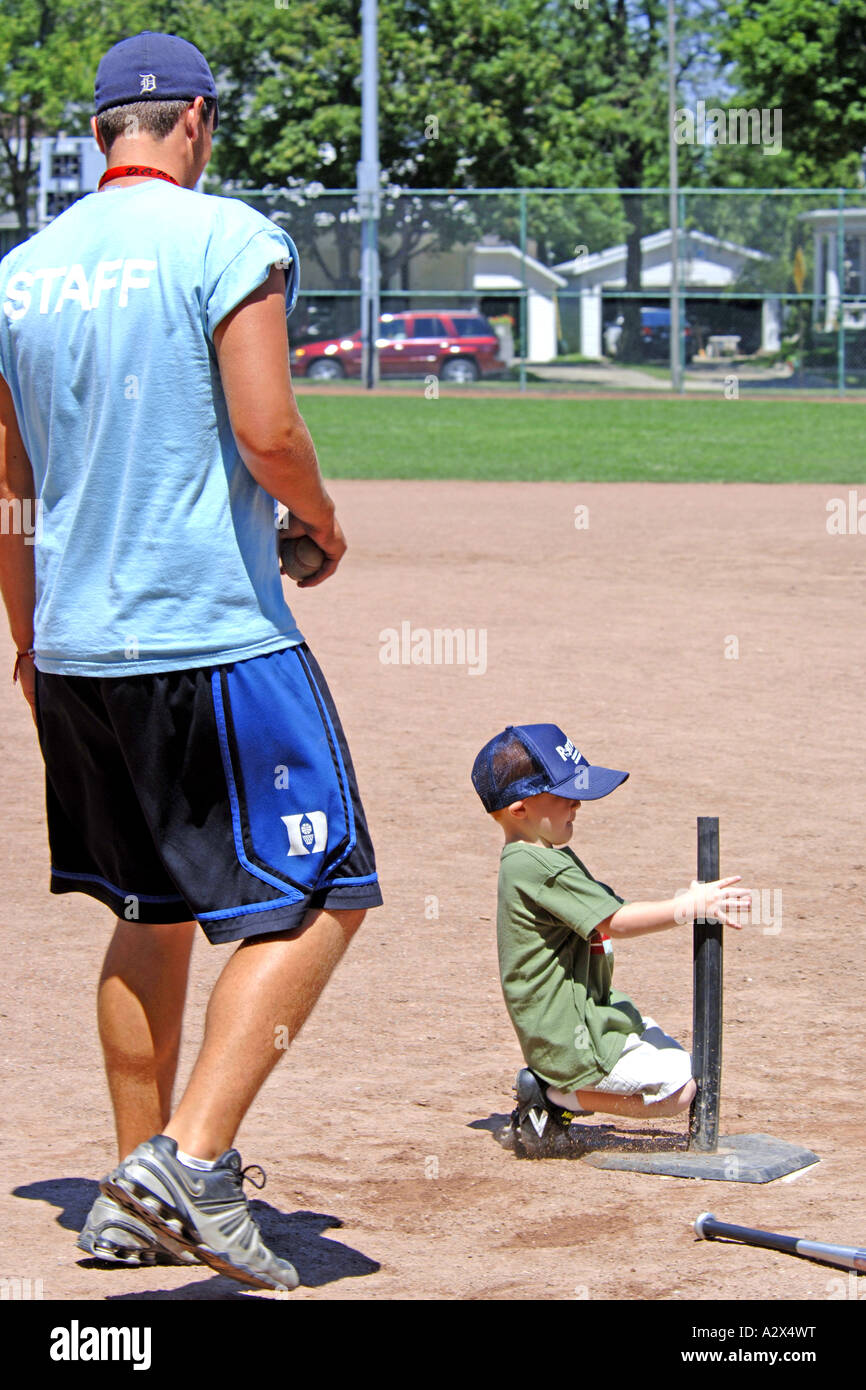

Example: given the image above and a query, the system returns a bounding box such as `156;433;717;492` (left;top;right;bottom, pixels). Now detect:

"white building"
798;208;866;330
554;227;778;358
38;135;103;226
1;134;102;253
470;243;567;361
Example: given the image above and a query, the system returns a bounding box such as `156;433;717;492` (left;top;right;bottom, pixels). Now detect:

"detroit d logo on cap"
139;73;157;93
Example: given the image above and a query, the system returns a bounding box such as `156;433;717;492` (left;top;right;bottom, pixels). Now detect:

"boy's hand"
680;876;752;929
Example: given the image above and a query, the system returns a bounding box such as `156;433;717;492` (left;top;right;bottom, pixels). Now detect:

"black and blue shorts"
34;643;383;943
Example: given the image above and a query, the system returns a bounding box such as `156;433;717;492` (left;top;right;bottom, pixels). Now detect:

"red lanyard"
98;165;180;190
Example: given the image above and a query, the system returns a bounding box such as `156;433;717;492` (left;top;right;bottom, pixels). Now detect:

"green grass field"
297;393;866;482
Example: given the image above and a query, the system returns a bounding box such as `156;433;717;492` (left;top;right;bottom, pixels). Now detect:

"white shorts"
593;1018;692;1104
547;1018;693;1110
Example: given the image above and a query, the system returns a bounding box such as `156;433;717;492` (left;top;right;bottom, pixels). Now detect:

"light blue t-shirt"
0;182;305;675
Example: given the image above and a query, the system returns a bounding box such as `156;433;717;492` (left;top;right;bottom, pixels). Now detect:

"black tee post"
689;816;723;1153
586;813;818;1179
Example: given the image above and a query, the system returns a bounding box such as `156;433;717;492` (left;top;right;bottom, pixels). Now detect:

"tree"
0;1;103;233
559;2;672;358
721;0;866;187
187;2;603;331
10;0;840;354
0;0;214;234
200;1;713;349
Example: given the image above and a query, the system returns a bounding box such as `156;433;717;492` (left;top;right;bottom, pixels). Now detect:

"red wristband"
13;648;35;684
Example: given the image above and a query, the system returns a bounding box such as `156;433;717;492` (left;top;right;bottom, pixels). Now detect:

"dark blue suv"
604;307;695;361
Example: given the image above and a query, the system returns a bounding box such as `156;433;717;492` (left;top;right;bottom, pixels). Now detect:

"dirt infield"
2;481;865;1303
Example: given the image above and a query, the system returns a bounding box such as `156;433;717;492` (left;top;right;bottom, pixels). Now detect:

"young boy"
471;723;750;1157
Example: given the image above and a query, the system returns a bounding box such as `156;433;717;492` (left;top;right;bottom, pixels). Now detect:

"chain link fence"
225;184;866;393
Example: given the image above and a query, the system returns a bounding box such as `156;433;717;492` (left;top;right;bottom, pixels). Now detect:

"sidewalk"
523;360;799;392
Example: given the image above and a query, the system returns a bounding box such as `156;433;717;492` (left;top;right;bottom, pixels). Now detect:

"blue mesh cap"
471;723;629;813
95;32;219;126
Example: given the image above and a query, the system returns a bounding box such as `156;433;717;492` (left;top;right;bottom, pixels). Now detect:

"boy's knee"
654;1077;696;1114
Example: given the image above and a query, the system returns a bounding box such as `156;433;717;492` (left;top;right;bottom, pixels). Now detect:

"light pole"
668;0;683;393
357;0;380;389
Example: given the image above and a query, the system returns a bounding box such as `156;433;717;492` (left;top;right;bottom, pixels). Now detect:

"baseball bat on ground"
695;1212;866;1272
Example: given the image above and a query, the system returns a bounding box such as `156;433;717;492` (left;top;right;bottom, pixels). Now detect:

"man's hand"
278;509;347;589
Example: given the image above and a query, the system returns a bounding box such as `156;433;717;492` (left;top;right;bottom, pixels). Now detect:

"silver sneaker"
78;1191;200;1266
101;1134;299;1291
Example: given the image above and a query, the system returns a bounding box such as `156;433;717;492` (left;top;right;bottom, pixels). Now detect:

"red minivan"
290;309;504;382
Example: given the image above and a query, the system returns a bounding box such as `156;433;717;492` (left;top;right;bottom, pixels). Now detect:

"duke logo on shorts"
282;812;328;856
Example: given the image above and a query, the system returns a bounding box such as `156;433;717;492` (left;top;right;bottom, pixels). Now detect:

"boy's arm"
599;877;751;938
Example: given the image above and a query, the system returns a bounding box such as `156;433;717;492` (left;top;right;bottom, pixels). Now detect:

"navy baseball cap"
95;31;219;128
471;723;629;813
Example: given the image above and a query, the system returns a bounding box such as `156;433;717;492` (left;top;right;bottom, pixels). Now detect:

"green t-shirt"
497;841;644;1091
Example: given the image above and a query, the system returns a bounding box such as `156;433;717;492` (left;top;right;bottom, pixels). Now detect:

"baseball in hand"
280;534;326;581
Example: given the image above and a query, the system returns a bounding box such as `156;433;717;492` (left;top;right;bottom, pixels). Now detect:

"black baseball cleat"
506;1069;589;1158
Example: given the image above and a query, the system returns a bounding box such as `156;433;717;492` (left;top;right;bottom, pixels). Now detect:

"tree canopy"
2;0;863;352
721;0;866;187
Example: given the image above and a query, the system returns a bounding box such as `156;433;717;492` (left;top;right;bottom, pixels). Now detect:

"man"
0;31;382;1292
